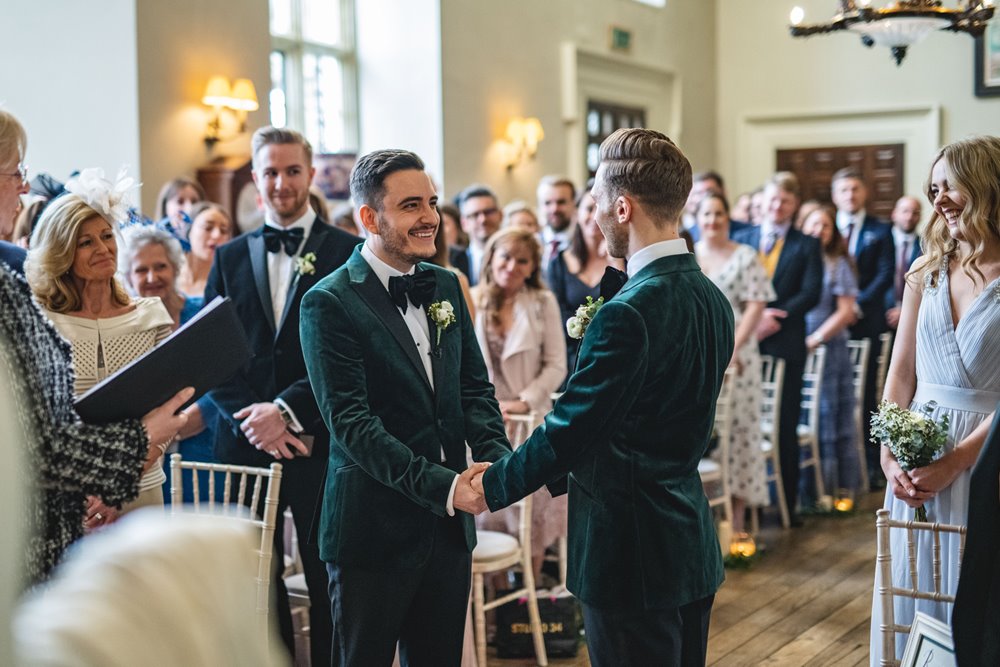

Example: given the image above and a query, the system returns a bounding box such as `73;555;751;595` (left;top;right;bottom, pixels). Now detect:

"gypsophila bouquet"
566;296;604;340
427;300;456;347
870;400;949;521
295;252;317;276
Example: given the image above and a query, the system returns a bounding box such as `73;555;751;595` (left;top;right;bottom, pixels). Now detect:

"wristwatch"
276;403;301;434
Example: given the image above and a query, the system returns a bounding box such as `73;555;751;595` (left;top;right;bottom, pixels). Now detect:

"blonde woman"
28;171;174;522
471;227;566;578
871;136;1000;662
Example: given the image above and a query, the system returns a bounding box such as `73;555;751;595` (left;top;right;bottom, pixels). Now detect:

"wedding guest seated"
155;177;205;251
471;227;567;578
502;200;541;235
548;185;623;375
801;205;861;504
177;202;233;299
1;108;187;586
429;207;475;319
119;225;223;504
27;171;175;522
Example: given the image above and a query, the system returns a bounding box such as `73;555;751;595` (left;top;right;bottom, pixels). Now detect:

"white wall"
439;0;717;203
717;0;1000;199
355;0;444;187
0;0;141;187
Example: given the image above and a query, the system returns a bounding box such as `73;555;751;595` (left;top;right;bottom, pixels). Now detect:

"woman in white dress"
695;193;775;536
870;135;1000;663
27;173;174;526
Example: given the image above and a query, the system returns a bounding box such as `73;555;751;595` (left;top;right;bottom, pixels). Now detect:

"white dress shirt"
837;209;864;256
360;243;460;515
627;237;690;278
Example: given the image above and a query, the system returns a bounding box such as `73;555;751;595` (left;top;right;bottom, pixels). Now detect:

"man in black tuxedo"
733;171;823;525
300;149;510;666
831;167;895;485
205;126;358;665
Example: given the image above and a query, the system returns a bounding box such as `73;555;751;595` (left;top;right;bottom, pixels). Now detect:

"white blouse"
47;297;173;491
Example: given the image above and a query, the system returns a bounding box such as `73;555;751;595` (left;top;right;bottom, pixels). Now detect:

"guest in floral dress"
695;193;775;534
801;205;861;502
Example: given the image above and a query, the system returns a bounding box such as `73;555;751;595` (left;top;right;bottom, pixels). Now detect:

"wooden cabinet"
196;156;263;235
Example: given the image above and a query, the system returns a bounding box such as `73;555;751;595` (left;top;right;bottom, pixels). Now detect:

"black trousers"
326;514;471;667
262;456;333;666
582;594;715;667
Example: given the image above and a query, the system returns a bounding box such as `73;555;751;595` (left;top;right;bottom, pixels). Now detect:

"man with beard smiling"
537;174;577;271
205;126;358;665
300;148;511;666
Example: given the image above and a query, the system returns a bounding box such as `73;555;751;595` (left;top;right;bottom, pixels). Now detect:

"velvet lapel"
276;221;327;337
349;251;433;393
247;229;276;333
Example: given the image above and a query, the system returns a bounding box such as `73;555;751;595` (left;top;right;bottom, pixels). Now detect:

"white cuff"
445;474;459;516
274;398;305;434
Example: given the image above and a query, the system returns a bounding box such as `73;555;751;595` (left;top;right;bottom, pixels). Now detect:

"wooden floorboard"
485;492;881;667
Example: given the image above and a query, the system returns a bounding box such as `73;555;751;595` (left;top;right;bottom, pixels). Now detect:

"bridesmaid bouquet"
870;400;950;522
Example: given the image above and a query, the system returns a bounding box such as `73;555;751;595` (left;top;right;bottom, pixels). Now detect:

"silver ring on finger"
94;512;103;521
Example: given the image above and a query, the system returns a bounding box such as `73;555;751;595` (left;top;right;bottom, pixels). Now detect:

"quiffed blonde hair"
473;227;544;327
917;135;1000;290
26;195;130;313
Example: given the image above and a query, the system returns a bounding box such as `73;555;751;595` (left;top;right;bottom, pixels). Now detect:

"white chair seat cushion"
797;423;810;436
698;459;721;475
761;439;774;454
473;530;520;562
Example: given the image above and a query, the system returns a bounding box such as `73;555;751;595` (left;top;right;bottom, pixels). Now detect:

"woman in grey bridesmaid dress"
870;136;1000;664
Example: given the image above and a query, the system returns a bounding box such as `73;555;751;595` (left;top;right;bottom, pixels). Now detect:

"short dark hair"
694;170;725;191
599;128;692;225
455;183;498;210
832;166;864;185
350;149;425;211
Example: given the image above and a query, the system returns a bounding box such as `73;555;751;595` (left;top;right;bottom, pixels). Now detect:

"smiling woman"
27;181;174;519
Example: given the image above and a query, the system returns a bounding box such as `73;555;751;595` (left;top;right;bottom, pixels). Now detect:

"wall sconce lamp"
503;117;545;170
202;76;260;149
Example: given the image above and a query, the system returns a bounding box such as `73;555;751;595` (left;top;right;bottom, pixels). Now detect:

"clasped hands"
453;461;491;515
883;450;964;509
235;402;310;459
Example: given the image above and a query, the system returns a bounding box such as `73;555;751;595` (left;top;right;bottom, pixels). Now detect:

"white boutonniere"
295;252;317;276
565;296;604;340
427;300;456;347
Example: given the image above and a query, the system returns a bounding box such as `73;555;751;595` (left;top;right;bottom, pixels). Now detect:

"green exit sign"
610;26;632;53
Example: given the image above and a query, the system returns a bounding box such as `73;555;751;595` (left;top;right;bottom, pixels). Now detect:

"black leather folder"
74;296;252;424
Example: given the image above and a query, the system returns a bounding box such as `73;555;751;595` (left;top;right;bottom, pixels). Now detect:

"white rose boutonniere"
295;252;317;276
428;300;456;347
565;296;604;340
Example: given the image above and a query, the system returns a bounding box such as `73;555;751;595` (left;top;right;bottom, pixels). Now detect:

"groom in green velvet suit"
476;128;735;667
300;148;510;666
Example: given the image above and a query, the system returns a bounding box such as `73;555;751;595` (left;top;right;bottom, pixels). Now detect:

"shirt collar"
361;241;414;293
626;238;690;278
837;209;865;232
264;207;315;233
761;219;791;240
892;226;917;245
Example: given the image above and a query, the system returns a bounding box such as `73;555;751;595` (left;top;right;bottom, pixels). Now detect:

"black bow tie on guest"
263;225;305;256
599;266;628;301
388;270;437;313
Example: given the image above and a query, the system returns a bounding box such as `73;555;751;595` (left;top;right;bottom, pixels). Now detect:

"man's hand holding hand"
235;402;287;447
454;461;491;515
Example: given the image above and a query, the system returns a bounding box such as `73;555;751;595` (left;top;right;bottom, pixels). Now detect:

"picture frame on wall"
313;152;357;201
899;612;956;667
974;18;1000;97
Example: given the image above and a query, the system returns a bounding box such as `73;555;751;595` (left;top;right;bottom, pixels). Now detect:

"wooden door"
776;144;904;220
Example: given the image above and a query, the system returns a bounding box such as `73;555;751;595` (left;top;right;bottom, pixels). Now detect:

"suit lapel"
774;229;797;279
276;221;327;337
247;231;276;333
350;253;433;393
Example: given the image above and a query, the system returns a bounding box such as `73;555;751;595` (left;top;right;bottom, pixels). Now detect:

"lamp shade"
229;79;260;111
202;76;232;107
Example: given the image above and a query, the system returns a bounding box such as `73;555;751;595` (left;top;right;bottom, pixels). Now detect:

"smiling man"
205;126;359;666
300;148;511;666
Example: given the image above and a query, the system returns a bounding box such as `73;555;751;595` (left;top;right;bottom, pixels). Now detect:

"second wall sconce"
503;117;545;170
203;76;260;149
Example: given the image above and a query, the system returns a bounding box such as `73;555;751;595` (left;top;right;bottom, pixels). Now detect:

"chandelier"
789;1;996;65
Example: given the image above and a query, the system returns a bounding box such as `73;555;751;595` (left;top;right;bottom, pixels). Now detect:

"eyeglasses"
0;163;28;188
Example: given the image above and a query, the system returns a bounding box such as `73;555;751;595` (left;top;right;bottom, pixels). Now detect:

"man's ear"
358;204;379;236
616;194;634;225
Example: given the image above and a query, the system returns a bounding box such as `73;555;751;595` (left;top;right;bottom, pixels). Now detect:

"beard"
597;218;627;258
377;213;436;267
548;211;572;232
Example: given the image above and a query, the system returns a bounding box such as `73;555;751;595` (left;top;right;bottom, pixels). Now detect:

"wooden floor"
488;492;881;667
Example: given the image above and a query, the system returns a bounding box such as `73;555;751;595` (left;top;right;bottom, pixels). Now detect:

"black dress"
547;251;600;380
952;407;1000;666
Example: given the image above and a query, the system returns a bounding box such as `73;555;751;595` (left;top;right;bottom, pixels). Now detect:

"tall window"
585;100;646;180
269;0;357;153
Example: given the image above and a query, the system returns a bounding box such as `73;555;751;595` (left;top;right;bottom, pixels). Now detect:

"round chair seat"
472;530;520;563
697;459;720;475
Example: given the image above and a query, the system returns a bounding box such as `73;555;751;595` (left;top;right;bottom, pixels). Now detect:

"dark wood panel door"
776;144;904;220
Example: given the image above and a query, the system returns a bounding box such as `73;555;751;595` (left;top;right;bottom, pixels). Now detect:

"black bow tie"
388;270;437;313
599;266;628;301
263;225;305;256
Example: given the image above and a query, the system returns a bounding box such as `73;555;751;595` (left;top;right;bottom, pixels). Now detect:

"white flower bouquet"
565;296;604;340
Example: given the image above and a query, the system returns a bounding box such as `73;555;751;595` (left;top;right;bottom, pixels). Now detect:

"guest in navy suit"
205;126;358;665
885;195;923;330
831;168;895;486
0;240;25;275
455;184;502;286
733;171;823;525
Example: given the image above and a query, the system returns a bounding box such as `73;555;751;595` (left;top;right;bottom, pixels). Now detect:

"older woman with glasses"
0;109;188;586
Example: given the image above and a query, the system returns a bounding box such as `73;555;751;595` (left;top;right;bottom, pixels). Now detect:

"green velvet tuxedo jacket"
301;248;510;569
482;252;735;610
